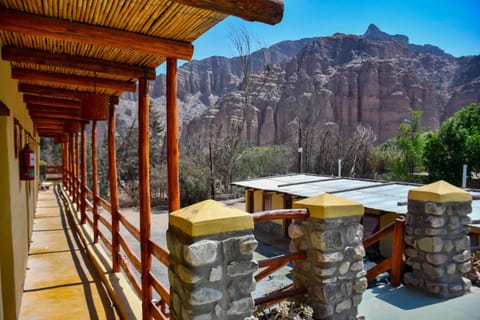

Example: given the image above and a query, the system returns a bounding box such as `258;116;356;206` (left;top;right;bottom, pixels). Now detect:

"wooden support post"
72;132;77;205
138;76;152;320
108;103;120;272
80;123;87;224
68;133;73;196
92;121;99;243
76;132;80;210
390;217;405;286
63;141;68;188
166;58;180;212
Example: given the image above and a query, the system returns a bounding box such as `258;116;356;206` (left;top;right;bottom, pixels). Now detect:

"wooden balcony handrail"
118;233;141;272
363;220;396;249
97;214;112;232
119;255;142;297
118;212;140;241
149;272;171;307
255;251;306;282
149;240;170;268
97;196;112;212
254;286;307;307
363;216;405;286
252;208;309;222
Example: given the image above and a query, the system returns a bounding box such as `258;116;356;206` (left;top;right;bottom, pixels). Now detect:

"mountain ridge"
116;24;480;145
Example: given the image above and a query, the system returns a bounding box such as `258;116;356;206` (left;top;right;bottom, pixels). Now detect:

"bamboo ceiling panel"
0;0;283;137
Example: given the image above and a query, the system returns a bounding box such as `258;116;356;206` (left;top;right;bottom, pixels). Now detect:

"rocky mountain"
117;24;480;144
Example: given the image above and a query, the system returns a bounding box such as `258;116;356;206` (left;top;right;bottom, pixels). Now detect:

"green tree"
424;103;480;186
374;111;425;182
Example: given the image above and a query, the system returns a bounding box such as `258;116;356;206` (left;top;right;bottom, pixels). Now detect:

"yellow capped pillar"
167;200;257;319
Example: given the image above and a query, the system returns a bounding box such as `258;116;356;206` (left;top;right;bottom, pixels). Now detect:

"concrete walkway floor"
20;188;119;320
359;283;480;320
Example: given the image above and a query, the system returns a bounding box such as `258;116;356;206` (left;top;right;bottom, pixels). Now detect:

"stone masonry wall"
167;226;258;320
404;199;472;297
289;215;367;320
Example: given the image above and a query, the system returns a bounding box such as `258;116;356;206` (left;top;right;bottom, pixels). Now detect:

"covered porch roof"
0;0;283;136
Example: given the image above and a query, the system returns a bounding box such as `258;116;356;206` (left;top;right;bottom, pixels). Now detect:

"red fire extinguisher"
20;143;35;181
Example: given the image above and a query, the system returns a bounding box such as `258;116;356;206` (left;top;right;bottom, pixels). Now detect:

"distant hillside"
117;24;480;144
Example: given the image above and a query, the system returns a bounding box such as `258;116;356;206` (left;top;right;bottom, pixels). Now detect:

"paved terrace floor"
20;188;118;320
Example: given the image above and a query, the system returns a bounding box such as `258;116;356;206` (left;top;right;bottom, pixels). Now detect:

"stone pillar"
290;193;366;320
404;180;472;297
167;200;258;320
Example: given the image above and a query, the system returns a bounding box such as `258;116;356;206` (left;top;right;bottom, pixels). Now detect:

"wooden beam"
172;0;284;25
30;113;82;121
24;95;80;108
0;9;193;60
18;84;83;100
0;100;9;116
2;46;156;80
12;68;136;92
166;58;180;212
27;104;80;113
80;123;87;224
91;121;99;243
138;76;152;320
108;103;120;272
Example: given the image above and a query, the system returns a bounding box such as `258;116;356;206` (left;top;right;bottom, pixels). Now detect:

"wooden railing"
251;208;309;306
362;216;405;286
82;185;171;319
45;165;63;182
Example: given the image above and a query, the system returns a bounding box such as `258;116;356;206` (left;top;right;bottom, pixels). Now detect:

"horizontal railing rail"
78;184;171;319
252;208;309;306
362;216;405;286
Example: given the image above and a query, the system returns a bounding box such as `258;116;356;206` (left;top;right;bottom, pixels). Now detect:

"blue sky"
164;0;479;72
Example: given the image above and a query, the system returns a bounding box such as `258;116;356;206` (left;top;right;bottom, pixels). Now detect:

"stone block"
425;228;447;236
417;236;443;253
443;240;454;253
344;245;365;259
226;297;254;316
453;250;470;263
460;216;471;225
405;247;418;258
454;236;470;251
426;253;448;266
458;261;471;274
404;272;423;287
178;265;202;284
288;223;305;239
184;240;218;266
335;299;352;313
426;216;445;228
227;261;258;277
239;235;258;255
339;262;351;275
353;278;368;293
190;287;222;306
425;202;445;215
351;294;362;307
209;266;222;282
425;281;449;297
192;313;212;320
404;235;415;246
316;266;338;277
422;263;445;280
311;230;344;251
350;261;363;271
448;216;460;229
462;277;472;291
446;263;456;275
238;276;255;295
316;283;350;304
314;251;344;263
312;303;334;319
451;202;472;216
346;225;363;244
